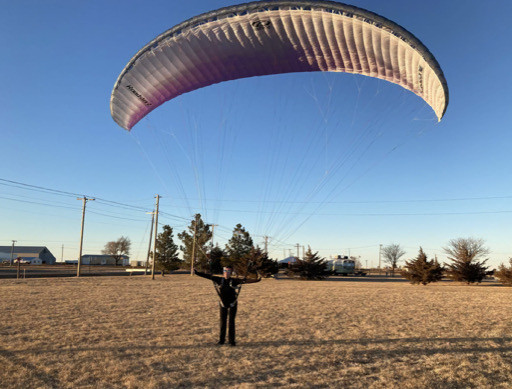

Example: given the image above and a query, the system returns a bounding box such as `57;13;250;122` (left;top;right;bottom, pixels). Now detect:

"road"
0;264;139;279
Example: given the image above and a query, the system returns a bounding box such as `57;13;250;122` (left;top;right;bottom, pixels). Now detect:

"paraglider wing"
110;1;448;130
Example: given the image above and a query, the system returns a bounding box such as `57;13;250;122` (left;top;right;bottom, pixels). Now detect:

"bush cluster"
494;259;512;286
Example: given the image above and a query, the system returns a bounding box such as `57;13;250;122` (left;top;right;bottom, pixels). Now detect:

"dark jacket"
195;270;260;307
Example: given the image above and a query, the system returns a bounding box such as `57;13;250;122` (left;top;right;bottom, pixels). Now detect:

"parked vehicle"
326;256;367;276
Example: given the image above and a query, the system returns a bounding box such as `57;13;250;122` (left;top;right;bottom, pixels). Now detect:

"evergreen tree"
234;246;279;278
401;247;444;285
254;248;279;278
178;214;212;271
155;225;181;274
209;245;225;274
288;247;327;280
494;258;512;286
443;237;491;284
224;224;254;270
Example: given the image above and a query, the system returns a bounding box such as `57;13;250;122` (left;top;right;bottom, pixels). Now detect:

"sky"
2;0;512;268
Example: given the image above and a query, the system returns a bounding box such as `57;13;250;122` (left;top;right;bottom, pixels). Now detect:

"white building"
80;254;130;266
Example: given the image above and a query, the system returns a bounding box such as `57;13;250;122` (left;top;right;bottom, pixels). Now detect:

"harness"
213;278;243;308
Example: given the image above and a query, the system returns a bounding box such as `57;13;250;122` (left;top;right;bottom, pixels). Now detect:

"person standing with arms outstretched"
194;266;261;346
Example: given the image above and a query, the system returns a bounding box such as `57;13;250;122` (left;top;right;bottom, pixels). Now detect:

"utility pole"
283;249;286;259
145;210;155;275
77;196;94;277
10;240;16;267
296;243;300;258
263;236;269;254
190;214;198;276
61;244;64;263
378;244;383;274
151;195;160;280
302;245;305;258
210;224;218;249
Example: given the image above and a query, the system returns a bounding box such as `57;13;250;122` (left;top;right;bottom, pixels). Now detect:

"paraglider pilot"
194;266;261;346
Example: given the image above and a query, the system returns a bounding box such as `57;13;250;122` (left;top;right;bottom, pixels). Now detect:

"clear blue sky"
2;0;511;268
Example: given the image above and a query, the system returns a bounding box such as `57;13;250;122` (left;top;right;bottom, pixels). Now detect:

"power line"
0;178;83;197
0;195;80;210
0;177;191;222
4;177;512;220
87;210;147;222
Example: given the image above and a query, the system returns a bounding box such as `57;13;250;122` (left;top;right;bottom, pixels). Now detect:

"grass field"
1;275;511;388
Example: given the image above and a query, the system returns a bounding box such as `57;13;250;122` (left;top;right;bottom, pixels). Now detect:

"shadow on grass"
243;336;512;356
8;336;512;356
274;275;410;283
276;276;501;285
4;337;510;387
0;346;61;387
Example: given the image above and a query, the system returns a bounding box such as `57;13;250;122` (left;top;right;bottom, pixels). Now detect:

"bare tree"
102;236;131;266
443;237;490;284
382;243;406;276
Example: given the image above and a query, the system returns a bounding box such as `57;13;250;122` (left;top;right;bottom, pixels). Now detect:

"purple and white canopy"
111;1;448;130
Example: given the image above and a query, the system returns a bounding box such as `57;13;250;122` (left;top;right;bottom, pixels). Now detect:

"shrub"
443;237;491;284
494;259;512;286
401;247;444;285
253;249;279;278
287;247;327;280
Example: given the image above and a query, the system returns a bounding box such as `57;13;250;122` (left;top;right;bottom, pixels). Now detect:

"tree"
224;224;254;269
209;245;225;274
234;246;279;278
493;258;512;286
288;247;327;280
155;225;181;274
401;247;444;285
443;237;491;284
178;214;212;271
382;243;406;276
102;236;131;266
254;248;279;278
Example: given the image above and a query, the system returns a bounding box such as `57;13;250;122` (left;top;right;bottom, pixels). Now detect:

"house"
0;246;56;265
80;254;129;266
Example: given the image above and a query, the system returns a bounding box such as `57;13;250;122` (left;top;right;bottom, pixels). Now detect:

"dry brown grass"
1;275;511;388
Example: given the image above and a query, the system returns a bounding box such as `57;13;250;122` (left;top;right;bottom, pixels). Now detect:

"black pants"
219;303;237;344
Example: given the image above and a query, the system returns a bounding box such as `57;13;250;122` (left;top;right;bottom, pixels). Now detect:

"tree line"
104;214;279;277
386;237;512;286
101;218;512;285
